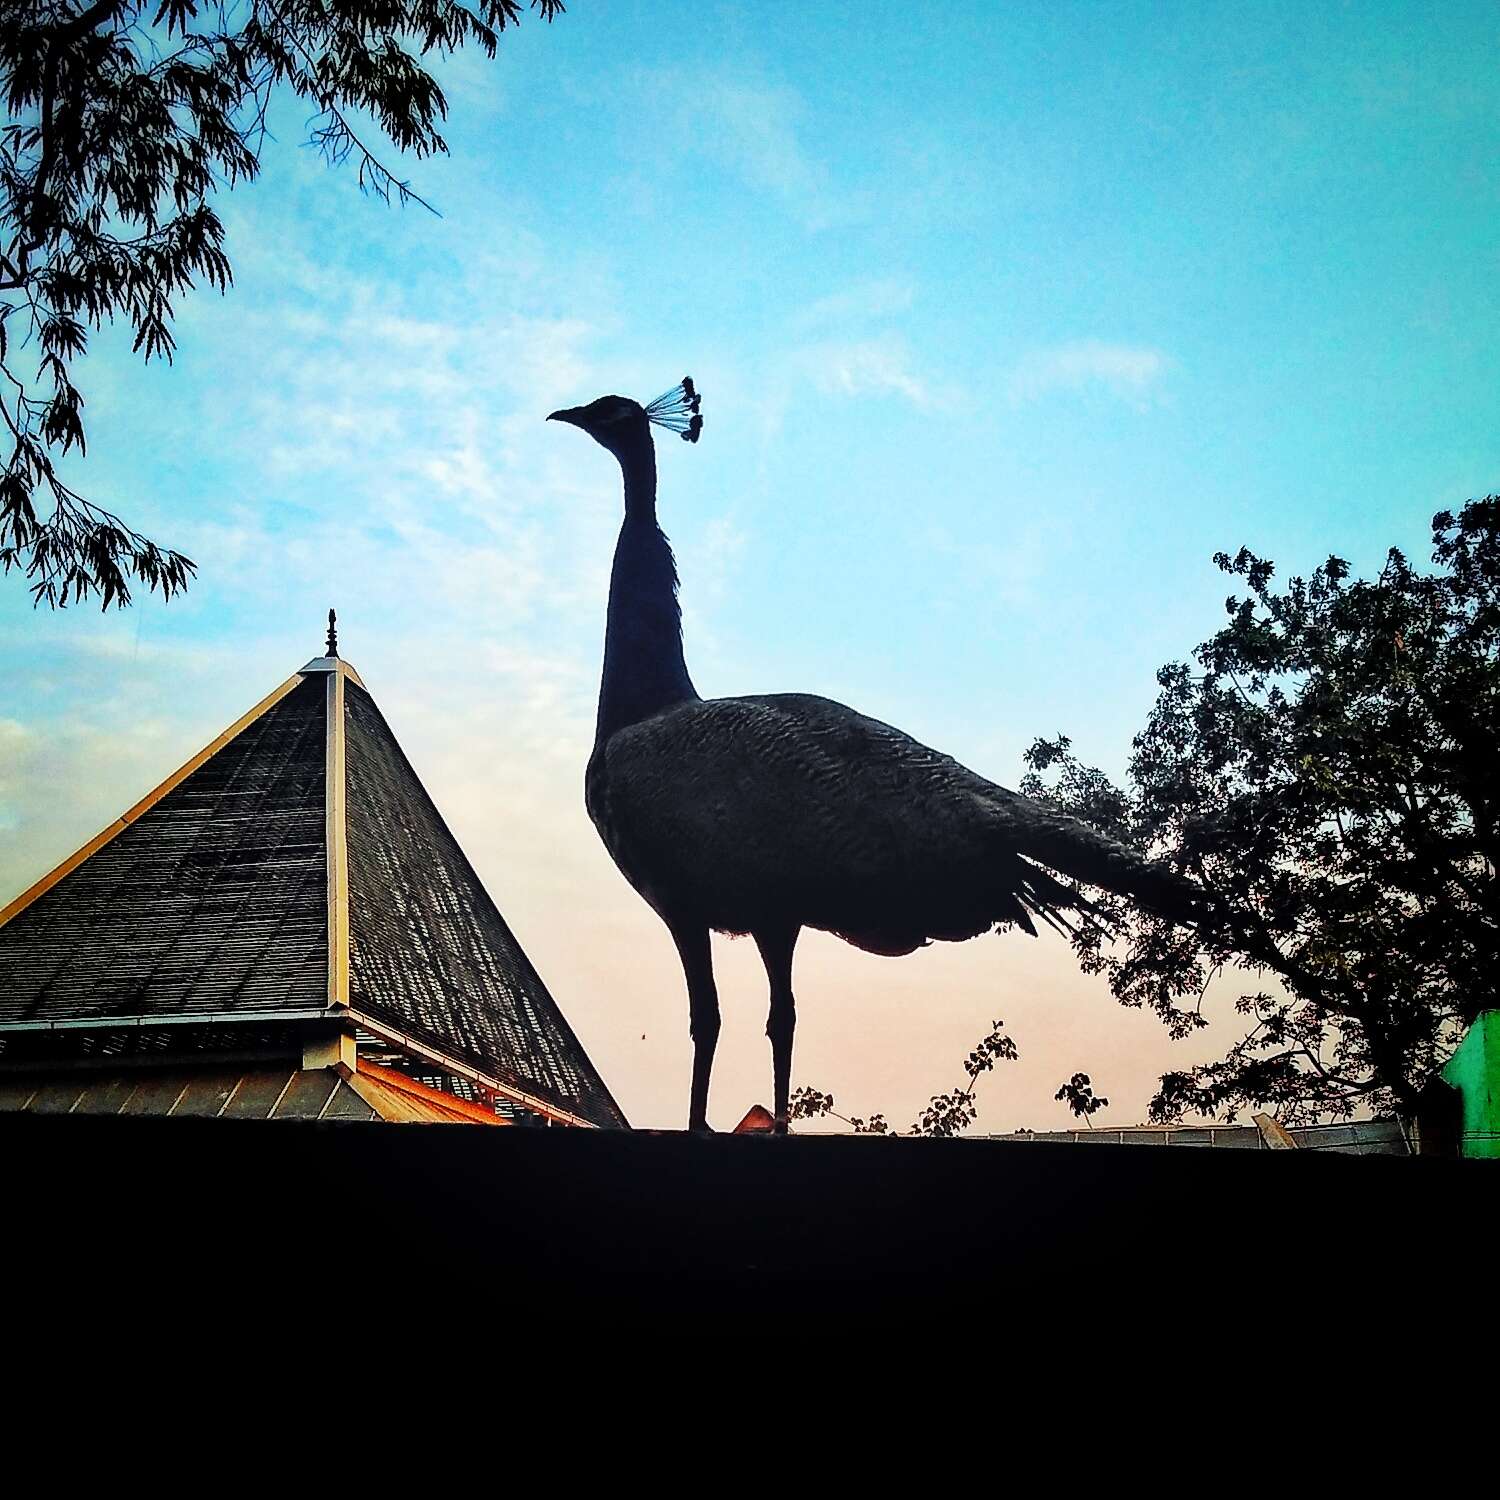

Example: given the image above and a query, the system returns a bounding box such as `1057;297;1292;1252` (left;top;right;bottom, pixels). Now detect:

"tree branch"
19;0;128;260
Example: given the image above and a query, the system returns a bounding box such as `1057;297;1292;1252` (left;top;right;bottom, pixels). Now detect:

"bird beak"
547;406;584;427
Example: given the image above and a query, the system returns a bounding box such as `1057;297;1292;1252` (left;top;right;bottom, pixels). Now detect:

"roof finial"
326;608;339;658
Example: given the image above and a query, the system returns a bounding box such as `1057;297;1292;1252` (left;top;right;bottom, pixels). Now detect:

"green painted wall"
1441;1011;1500;1160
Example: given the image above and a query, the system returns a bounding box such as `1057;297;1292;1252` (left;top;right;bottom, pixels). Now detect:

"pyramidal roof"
0;642;626;1130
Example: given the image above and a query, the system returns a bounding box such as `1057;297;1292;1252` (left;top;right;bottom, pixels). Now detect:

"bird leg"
669;921;720;1132
754;926;800;1135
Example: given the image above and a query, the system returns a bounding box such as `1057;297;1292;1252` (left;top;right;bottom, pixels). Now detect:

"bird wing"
593;694;1194;953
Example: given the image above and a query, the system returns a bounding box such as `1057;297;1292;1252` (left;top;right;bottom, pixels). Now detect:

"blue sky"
3;1;1497;1130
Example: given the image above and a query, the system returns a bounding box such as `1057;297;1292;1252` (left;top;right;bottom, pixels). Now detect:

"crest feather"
645;377;703;443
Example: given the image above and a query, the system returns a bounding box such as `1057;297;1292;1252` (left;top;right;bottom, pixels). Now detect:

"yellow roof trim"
325;668;350;1007
0;672;307;932
349;1008;600;1128
347;1058;509;1125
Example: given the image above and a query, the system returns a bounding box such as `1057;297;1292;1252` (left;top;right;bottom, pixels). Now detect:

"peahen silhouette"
549;379;1198;1134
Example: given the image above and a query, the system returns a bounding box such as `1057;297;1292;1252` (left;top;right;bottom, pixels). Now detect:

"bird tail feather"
998;794;1200;928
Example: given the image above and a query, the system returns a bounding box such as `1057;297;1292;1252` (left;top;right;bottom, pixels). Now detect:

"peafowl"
549;379;1197;1134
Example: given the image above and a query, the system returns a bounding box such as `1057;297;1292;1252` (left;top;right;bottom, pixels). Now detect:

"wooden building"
0;627;625;1130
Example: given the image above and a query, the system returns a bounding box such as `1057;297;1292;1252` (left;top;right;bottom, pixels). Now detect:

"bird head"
547;394;647;456
548;378;702;456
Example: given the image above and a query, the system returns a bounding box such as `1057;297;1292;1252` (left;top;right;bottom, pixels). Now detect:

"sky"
2;0;1498;1131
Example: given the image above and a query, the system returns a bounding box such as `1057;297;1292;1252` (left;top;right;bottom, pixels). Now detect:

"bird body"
550;381;1196;1132
589;691;1188;955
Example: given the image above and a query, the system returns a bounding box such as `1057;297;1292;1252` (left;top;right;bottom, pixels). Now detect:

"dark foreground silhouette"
549;381;1198;1134
5;1114;1483;1343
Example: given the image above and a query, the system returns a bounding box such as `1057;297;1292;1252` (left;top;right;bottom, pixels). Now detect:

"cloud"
697;74;822;202
634;66;864;231
0;719;33;832
1009;341;1172;407
792;278;916;332
797;337;935;407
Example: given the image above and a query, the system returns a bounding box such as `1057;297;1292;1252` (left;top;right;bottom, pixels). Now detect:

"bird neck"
596;437;699;744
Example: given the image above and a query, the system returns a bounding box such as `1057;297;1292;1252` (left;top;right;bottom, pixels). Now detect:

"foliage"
787;1085;890;1136
1054;1072;1108;1126
1021;499;1500;1125
790;1020;1018;1137
1;0;562;607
